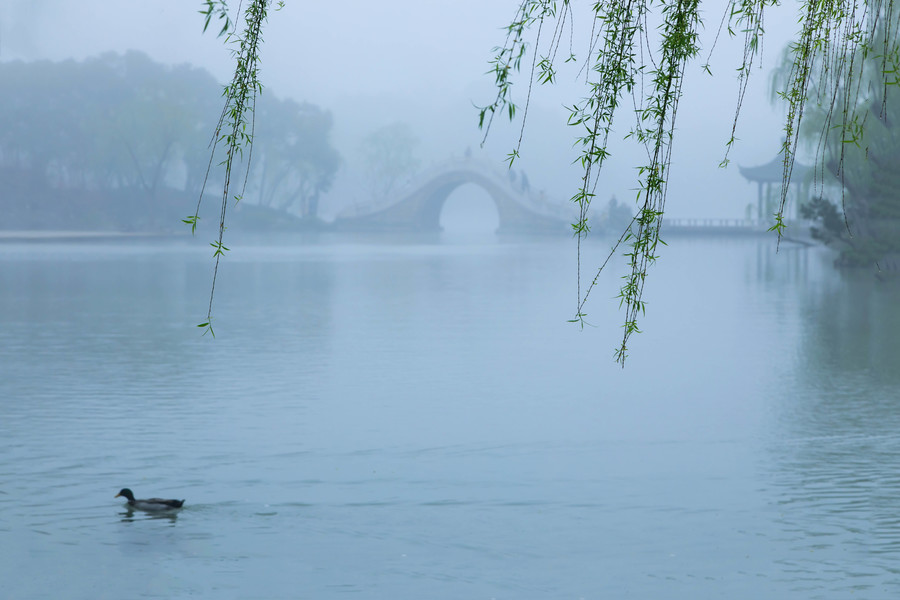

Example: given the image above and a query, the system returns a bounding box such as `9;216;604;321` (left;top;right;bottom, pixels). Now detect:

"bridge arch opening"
439;183;499;234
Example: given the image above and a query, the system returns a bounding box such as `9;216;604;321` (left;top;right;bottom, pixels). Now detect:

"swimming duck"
115;488;185;511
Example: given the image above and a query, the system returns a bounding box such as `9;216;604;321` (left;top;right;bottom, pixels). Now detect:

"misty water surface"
1;234;899;599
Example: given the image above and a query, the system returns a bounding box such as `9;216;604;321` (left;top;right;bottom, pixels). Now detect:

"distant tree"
359;122;420;203
0;59;83;184
0;51;220;197
250;96;340;220
98;52;215;199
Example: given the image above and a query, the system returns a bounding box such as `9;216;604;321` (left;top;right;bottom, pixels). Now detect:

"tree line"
0;50;339;231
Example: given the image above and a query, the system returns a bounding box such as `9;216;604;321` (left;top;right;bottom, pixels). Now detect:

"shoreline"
0;230;185;242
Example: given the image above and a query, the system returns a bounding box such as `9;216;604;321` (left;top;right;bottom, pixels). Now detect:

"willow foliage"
480;0;897;364
772;2;900;270
202;0;896;363
771;0;900;224
190;0;282;337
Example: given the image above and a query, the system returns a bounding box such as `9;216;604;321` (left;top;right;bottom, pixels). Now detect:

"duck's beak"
114;493;122;498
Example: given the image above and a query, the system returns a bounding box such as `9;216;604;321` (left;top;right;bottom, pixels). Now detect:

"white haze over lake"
2;0;802;220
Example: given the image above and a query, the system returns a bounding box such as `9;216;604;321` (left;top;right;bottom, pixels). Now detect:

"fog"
7;3;900;599
2;0;801;222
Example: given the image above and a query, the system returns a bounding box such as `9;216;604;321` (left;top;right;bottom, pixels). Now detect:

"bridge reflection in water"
332;158;575;233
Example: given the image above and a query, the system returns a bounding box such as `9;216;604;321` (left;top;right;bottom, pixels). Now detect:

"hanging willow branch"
775;0;897;241
479;0;705;365
200;0;896;361
186;0;281;336
479;0;897;365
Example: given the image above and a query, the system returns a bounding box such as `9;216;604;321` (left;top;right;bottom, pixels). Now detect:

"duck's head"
115;488;135;501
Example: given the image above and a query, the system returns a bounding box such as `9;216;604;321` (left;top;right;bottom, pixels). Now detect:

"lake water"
2;232;899;599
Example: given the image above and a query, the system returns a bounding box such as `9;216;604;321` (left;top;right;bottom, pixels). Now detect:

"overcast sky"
2;0;804;219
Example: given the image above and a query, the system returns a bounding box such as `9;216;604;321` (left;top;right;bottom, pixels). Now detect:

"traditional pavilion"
738;154;812;221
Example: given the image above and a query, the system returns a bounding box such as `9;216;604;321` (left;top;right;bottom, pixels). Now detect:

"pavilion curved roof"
738;155;812;183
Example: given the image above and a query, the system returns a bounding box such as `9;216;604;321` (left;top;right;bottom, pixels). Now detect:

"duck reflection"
119;507;180;523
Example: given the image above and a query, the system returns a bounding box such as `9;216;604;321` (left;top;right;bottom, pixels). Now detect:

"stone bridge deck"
333;158;576;233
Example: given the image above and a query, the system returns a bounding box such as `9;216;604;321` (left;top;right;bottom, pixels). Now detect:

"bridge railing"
661;218;814;232
662;218;760;229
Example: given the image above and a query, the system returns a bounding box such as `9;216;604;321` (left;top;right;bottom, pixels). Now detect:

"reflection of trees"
766;271;900;580
1;247;337;405
797;272;900;380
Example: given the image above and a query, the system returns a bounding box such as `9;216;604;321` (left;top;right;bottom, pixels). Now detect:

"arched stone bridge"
333;158;575;233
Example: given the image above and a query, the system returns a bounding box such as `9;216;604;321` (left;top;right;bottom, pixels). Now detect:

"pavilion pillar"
757;182;763;221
